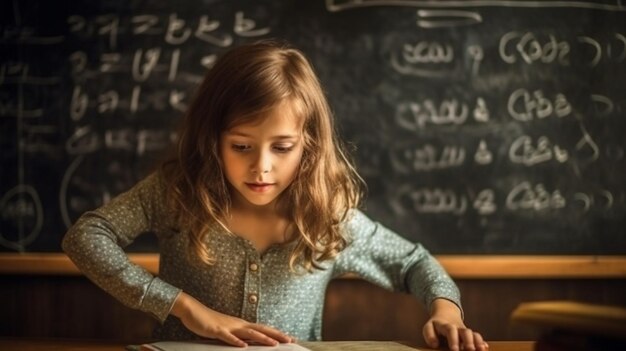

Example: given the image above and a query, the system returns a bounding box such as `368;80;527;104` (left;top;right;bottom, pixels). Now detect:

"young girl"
63;40;487;351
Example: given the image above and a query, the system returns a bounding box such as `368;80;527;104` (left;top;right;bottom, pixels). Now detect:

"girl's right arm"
62;173;180;322
63;173;293;346
171;292;294;347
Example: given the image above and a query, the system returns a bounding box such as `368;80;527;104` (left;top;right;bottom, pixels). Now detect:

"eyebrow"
226;131;299;140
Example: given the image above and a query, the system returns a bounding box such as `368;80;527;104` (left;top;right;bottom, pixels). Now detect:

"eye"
273;144;294;153
231;144;251;152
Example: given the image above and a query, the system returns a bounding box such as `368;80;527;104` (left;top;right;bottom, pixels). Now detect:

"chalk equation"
377;129;604;174
391;32;626;79
0;185;43;251
387;183;622;217
393;91;618;130
70;84;190;118
66;12;270;49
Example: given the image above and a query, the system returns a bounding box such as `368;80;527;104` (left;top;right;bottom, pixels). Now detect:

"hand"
171;292;295;347
422;298;488;351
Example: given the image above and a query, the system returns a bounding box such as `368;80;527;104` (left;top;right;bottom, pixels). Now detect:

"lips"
245;182;275;193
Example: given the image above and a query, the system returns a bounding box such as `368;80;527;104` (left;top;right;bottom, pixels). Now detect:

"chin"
249;201;277;208
243;195;278;207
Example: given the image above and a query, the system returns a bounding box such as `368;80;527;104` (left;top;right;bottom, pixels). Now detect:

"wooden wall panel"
1;276;625;343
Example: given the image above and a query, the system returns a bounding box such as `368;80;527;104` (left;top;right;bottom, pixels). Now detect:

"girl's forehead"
225;102;304;137
228;99;306;132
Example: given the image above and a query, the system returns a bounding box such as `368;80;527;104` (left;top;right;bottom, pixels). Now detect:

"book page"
142;341;311;351
298;341;420;351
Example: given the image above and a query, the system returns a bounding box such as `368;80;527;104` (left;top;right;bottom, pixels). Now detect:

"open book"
137;341;420;351
140;341;311;351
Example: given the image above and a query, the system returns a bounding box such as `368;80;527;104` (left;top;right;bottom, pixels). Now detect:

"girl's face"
219;102;304;210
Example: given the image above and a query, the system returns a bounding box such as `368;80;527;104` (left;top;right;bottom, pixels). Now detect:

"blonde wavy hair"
161;40;363;271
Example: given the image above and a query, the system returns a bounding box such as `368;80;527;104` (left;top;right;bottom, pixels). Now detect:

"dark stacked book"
511;301;626;351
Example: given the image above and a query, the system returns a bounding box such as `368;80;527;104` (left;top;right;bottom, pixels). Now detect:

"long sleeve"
333;210;462;315
62;173;181;322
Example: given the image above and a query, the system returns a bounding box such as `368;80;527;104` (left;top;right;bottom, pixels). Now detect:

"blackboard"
1;0;625;254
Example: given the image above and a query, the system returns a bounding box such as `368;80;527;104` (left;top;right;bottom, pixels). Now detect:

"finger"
252;323;294;343
238;328;279;346
422;321;439;348
435;323;459;351
459;328;475;350
473;332;489;351
219;331;248;348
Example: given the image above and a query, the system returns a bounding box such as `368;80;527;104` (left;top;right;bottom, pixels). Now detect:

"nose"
250;149;272;174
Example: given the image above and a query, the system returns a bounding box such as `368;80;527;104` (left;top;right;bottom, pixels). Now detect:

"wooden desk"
0;339;534;351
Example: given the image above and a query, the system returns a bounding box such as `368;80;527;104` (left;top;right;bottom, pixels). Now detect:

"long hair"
161;39;363;271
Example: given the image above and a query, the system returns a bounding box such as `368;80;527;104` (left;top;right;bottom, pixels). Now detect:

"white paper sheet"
142;341;311;351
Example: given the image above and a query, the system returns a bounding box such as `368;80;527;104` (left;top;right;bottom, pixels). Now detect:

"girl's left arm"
425;298;488;351
332;210;487;350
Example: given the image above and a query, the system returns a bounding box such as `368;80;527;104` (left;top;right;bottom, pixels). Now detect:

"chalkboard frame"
1;253;624;278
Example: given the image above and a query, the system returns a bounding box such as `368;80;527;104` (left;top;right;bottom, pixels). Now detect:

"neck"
230;193;289;219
